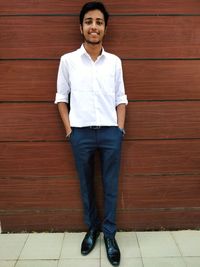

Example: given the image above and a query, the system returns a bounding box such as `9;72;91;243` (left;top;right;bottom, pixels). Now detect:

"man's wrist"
118;127;125;136
65;128;72;140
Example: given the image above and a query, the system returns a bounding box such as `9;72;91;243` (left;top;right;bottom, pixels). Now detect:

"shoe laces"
106;237;117;248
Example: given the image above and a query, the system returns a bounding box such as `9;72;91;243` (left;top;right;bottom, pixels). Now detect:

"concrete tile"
15;260;58;267
58;259;100;267
0;261;16;267
101;258;143;267
19;233;64;260
184;257;200;267
0;234;28;260
143;257;186;267
101;232;141;259
60;232;100;259
137;231;181;257
172;231;200;256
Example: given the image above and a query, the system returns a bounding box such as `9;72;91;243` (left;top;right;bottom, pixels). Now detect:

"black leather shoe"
104;236;121;266
81;229;100;255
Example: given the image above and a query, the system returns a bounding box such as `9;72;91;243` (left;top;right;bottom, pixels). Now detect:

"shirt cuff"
116;94;128;106
54;93;69;104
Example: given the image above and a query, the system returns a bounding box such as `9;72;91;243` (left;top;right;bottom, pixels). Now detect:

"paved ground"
0;230;200;267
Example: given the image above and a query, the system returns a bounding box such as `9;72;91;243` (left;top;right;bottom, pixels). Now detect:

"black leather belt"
89;126;102;129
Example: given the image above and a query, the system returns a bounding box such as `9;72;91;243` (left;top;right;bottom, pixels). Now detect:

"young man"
55;2;128;266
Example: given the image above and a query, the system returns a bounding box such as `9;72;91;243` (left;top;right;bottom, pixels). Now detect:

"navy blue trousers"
69;126;123;238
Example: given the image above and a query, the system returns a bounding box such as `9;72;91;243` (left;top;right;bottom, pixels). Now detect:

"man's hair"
79;1;109;27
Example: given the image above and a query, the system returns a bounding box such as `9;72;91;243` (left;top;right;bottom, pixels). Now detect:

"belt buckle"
90;126;101;129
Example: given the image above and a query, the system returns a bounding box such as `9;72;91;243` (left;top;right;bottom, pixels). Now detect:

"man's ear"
80;24;83;34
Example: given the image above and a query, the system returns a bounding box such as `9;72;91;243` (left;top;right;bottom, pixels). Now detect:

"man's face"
80;9;106;45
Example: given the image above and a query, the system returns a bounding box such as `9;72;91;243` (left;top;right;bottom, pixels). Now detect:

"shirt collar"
79;44;106;59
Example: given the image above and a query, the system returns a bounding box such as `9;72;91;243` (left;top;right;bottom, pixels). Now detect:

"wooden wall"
1;0;200;232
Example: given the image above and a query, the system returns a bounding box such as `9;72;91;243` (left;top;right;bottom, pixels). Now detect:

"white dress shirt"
55;45;128;127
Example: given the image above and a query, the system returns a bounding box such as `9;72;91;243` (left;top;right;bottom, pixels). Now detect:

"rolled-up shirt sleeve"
55;56;70;104
115;58;128;106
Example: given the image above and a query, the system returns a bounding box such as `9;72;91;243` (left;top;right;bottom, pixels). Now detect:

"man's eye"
85;20;92;25
97;21;103;25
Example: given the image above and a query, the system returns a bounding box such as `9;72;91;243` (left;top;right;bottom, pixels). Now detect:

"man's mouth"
89;32;99;36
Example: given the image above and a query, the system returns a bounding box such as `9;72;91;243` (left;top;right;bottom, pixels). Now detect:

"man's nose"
91;21;97;29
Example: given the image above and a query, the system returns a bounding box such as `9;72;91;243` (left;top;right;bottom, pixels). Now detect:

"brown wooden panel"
0;142;77;177
126;101;200;140
118;210;200;230
1;209;200;232
1;16;200;59
119;175;200;209
121;140;200;175
108;16;200;59
0;60;58;101
1;60;200;101
123;60;200;100
1;140;200;177
1;102;200;141
1;174;200;211
0;103;63;141
0;16;80;59
118;209;200;230
0;210;86;232
0;176;82;210
1;0;200;15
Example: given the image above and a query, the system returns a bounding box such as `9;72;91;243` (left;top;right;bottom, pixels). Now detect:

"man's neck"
83;42;103;62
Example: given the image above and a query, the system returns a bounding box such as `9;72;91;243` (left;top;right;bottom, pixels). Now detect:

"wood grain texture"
0;60;58;101
1;16;200;59
1;209;200;232
1;0;200;15
1;174;200;210
126;101;200;140
1;140;200;177
123;60;200;101
0;210;86;232
1;102;200;141
1;60;200;101
0;176;82;210
121;140;200;175
119;175;200;209
0;142;76;177
0;103;62;141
